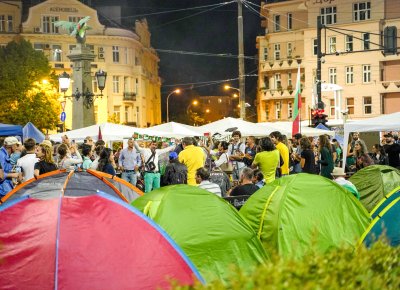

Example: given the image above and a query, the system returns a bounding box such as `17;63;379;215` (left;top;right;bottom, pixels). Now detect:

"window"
135;78;139;94
42;16;59;34
52;45;62;62
362;65;371;83
92;76;98;93
287;13;293;30
125;47;129;64
330;99;335;116
329;37;337;53
263;76;269;89
345;35;353;52
288;102;293;118
329;67;337;84
112;46;120;63
313;39;318;56
274;15;280;32
0;15;13;32
274;44;280;60
346;98;355;115
287;42;293;57
263;47;268;61
274;73;281;89
68;16;83;23
125;106;129;122
362;33;370;50
112;76;120;93
353;2;371;21
33;43;45;51
320;6;337;25
363;96;372;114
275;101;282;119
69;44;76;53
288;72;292;87
345;66;354;84
124;76;130;92
113;106;121;122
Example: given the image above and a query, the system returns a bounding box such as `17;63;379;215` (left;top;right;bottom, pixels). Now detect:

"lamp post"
224;85;242;117
166;89;180;123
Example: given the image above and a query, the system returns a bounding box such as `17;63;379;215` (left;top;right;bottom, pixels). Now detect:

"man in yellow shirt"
270;131;289;176
178;137;206;185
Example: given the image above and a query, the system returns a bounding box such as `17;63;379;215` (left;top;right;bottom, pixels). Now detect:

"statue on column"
55;16;91;44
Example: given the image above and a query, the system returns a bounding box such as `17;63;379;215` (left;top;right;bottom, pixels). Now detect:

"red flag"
292;65;302;136
98;126;103;140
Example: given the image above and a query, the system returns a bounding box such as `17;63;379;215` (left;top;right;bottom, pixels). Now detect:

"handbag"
144;151;156;172
219;153;233;173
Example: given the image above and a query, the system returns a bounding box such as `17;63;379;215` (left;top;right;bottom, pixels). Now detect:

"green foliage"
0;38;59;130
174;242;400;290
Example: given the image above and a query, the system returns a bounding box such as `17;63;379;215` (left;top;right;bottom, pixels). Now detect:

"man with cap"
383;133;400;169
331;167;359;199
162;152;188;185
0;137;23;197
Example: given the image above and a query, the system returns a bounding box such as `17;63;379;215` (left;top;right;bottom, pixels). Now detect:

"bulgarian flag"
292;64;302;136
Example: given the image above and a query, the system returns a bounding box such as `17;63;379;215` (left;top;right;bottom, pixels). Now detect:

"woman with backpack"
162;152;188;185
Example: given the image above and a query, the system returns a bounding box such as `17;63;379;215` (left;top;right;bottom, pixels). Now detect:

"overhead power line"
155;49;256;60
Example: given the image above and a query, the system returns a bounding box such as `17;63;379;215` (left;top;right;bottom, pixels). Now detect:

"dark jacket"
162;160;188;185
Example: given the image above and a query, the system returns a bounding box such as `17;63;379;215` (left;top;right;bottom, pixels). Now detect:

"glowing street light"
166;88;181;122
205;108;210;113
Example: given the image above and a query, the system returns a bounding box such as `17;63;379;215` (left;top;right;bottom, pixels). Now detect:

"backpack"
167;163;187;185
210;170;231;197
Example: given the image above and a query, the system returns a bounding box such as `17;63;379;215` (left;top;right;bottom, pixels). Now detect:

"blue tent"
360;196;400;247
370;187;400;219
0;123;23;137
23;122;45;143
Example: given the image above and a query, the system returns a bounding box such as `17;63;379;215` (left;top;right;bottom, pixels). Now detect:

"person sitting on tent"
195;167;222;197
97;148;116;176
331;167;360;199
230;168;259;197
0;137;23;197
34;143;57;177
162;152;188;185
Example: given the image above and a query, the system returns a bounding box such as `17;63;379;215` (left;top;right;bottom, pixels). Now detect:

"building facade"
0;0;161;129
257;0;400;123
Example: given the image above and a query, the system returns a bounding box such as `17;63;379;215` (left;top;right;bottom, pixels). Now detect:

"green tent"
349;165;400;212
240;173;370;258
131;185;268;283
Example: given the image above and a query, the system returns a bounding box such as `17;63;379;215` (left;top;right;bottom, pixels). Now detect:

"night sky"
121;0;264;121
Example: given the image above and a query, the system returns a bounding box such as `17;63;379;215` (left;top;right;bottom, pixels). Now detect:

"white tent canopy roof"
258;121;335;137
199;117;278;137
147;122;203;138
50;123;165;143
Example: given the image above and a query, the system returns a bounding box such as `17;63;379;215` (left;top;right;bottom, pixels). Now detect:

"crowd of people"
0;129;399;200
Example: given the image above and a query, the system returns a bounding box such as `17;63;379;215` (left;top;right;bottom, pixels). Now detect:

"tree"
0;38;60;130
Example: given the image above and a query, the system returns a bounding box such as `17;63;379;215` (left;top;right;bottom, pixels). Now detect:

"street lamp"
166;88;181;122
58;69;107;109
225;84;245;118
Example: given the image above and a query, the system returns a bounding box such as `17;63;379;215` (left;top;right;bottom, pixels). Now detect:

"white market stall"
199;117;280;137
258;121;335;137
342;112;400;168
146;122;203;138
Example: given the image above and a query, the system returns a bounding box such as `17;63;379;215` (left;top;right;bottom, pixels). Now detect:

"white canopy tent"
342;112;400;168
50;123;166;143
146;122;203;138
258;121;335;137
199;117;280;137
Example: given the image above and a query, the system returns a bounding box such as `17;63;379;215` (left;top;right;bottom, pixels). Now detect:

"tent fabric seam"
369;186;400;217
95;191;205;284
54;194;63;290
357;196;400;247
257;185;280;239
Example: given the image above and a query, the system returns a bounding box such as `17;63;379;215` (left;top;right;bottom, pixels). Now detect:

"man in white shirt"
133;138;175;193
195;167;222;197
17;138;39;182
227;130;246;182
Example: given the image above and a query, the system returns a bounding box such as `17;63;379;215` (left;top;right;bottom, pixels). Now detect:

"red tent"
0;193;203;289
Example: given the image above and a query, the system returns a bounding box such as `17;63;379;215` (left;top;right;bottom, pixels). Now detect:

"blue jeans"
121;171;138;186
144;172;160;193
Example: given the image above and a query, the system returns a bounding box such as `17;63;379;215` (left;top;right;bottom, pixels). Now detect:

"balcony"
260;57;302;72
123;92;137;102
259;88;297;101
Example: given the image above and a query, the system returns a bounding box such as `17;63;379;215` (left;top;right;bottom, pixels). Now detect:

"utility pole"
238;0;246;119
316;15;323;110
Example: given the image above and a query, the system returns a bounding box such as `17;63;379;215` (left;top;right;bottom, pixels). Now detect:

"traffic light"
311;109;328;127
